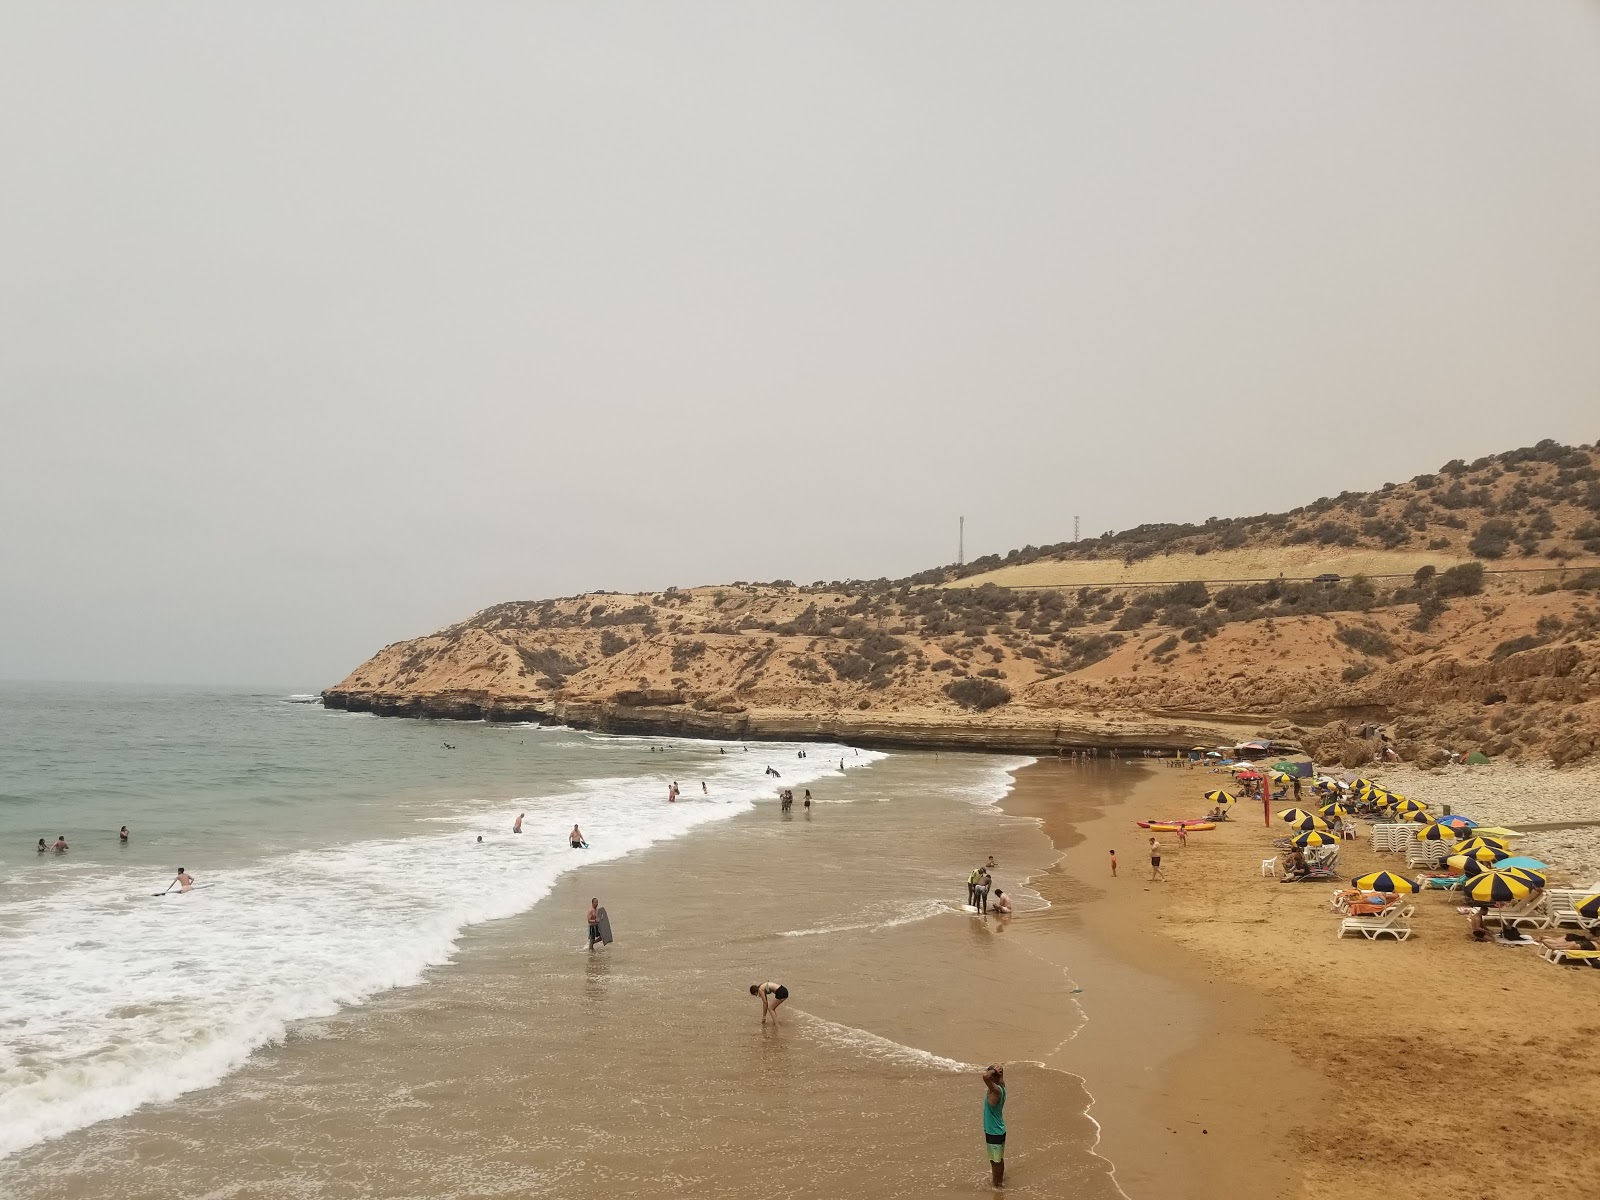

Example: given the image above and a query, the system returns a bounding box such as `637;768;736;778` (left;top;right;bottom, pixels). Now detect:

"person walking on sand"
513;813;524;834
587;898;604;950
1148;837;1165;881
750;981;789;1023
1109;849;1118;877
1176;823;1188;850
981;1065;1007;1186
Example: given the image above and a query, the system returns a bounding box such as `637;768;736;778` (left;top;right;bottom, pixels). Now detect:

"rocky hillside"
325;441;1600;765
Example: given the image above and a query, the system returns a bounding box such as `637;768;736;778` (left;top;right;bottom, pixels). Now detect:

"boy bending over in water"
750;981;789;1023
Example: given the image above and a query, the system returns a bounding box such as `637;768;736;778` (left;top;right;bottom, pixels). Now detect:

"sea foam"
0;742;882;1160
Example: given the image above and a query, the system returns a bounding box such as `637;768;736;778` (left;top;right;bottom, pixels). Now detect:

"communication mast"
958;516;965;565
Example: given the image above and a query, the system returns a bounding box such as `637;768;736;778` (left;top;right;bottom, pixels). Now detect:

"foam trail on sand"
791;1012;977;1073
778;897;957;937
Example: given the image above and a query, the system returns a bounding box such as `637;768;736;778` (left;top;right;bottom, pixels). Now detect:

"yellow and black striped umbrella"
1352;871;1418;894
1500;867;1547;889
1393;797;1428;817
1575;895;1600;920
1287;814;1332;832
1448;847;1510;869
1399;809;1435;824
1460;871;1532;904
1414;822;1460;841
1291;829;1341;847
1204;790;1237;805
1277;808;1323;825
1452;836;1510;855
1320;801;1354;818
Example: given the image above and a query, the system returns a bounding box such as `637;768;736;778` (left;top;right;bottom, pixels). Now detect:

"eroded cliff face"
323;577;1600;763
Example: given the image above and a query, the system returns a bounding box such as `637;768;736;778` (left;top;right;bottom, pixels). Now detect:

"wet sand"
997;761;1326;1200
4;753;1126;1199
8;753;1389;1200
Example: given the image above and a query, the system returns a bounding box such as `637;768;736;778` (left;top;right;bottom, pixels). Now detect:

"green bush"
1468;518;1515;559
599;631;629;657
944;677;1012;711
1491;635;1547;661
1336;626;1393;657
1436;562;1485;597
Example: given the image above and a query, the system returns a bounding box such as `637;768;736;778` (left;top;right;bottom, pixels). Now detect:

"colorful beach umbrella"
1448;847;1511;869
1292;829;1341;847
1437;814;1476;830
1500;867;1547;889
1461;871;1533;904
1319;801;1353;817
1393;798;1428;818
1204;790;1237;805
1574;895;1600;921
1352;871;1418;894
1452;836;1510;855
1277;808;1321;825
1414;822;1460;841
1399;809;1435;824
1496;856;1548;872
1289;815;1332;832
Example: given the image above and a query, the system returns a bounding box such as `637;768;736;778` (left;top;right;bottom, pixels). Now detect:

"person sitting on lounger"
1539;932;1598;953
1282;848;1308;881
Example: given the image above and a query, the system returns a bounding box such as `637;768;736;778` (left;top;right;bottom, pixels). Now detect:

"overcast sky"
3;2;1598;687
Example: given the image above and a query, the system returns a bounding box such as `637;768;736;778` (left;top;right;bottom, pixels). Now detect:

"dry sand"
948;547;1476;589
1006;760;1600;1200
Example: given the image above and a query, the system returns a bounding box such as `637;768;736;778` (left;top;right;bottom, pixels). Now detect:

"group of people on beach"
965;856;1012;915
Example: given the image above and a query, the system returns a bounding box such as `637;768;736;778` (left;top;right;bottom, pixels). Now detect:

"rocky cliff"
325;441;1600;764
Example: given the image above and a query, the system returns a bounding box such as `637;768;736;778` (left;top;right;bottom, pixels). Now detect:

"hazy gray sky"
4;3;1598;686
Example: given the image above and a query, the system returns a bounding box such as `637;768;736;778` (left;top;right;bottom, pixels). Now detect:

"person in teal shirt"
981;1064;1007;1185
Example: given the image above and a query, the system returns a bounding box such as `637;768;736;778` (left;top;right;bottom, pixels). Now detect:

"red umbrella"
1236;770;1263;780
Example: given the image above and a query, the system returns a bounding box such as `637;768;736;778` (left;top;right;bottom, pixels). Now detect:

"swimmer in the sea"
750;981;790;1023
171;867;194;893
119;825;130;843
513;813;524;834
569;824;586;848
36;838;47;853
52;835;69;854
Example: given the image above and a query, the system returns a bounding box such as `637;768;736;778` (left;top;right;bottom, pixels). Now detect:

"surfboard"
596;906;614;945
962;904;980;913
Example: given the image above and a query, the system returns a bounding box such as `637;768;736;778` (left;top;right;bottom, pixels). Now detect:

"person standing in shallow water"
981;1065;1007;1186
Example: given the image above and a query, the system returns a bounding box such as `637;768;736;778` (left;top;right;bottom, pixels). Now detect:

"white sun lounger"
1338;904;1415;941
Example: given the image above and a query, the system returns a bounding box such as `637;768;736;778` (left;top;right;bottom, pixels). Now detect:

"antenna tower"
958;515;965;565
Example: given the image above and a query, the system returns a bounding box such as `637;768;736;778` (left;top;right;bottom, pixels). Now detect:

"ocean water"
0;682;879;1162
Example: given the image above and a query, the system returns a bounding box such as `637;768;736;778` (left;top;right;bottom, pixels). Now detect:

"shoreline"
997;761;1326;1200
320;690;1262;755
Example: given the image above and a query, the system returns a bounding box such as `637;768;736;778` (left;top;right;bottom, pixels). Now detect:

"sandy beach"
9;746;1599;1200
1002;758;1600;1200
